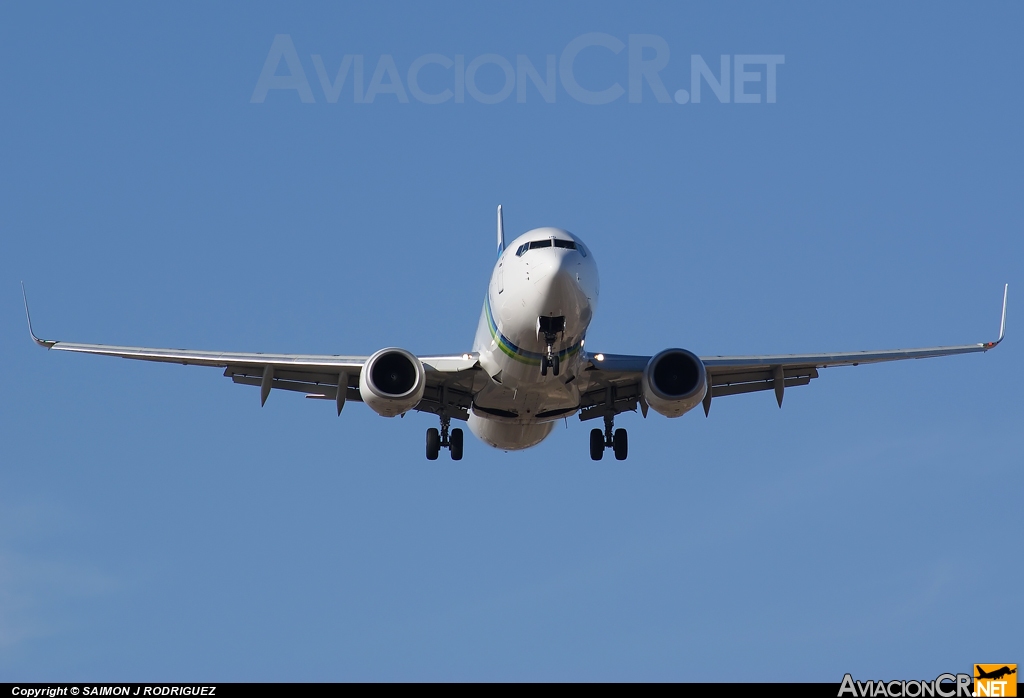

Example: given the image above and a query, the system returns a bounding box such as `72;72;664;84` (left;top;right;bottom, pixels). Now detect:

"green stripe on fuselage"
483;297;581;367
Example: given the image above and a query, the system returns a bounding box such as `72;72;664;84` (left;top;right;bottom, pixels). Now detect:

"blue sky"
1;2;1021;681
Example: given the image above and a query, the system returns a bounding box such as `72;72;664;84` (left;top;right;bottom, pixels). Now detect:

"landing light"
595;353;605;361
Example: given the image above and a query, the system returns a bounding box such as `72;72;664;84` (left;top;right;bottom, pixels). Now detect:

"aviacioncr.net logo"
974;665;1017;697
839;673;973;698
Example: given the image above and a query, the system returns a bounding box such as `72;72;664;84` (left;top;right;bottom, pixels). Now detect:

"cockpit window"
515;238;581;256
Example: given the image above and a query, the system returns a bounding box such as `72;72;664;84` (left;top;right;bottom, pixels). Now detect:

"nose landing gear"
426;415;463;461
589;414;627;461
540;347;560;377
538;315;565;378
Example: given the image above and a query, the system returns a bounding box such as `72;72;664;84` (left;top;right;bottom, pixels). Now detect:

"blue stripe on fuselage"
484;295;581;365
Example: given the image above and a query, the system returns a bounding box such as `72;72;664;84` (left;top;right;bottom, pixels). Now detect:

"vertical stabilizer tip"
496;204;505;257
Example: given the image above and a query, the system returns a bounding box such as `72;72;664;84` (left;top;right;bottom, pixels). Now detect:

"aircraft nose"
557;247;586;277
533;252;578;290
530;251;586;313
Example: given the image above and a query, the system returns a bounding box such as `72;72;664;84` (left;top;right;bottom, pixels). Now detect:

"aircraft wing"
22;286;482;419
580;285;1007;419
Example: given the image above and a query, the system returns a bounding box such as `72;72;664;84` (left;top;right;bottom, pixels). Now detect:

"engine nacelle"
641;348;707;418
359;348;426;417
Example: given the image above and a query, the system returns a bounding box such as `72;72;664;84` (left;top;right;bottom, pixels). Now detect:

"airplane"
22;206;1008;461
976;666;1016;681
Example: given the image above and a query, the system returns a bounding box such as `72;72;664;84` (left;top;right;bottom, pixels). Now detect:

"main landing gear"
590;414;627;461
426;415;463;461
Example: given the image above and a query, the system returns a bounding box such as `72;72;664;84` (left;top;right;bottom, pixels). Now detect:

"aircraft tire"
613;429;628;461
426;428;440;460
590;428;604;460
450;428;464;461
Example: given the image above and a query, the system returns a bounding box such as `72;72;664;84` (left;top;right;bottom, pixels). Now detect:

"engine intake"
641;348;707;418
359;347;425;417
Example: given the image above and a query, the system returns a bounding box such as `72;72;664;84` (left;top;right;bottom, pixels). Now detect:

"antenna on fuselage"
496;205;505;258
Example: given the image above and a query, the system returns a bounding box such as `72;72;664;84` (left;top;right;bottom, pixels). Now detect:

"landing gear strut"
590;414;627;461
541;349;560;377
538;316;565;378
426;415;463;461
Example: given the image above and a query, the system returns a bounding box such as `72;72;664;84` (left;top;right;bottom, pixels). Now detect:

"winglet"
21;282;55;348
998;283;1008;343
496;205;505;258
984;283;1008;349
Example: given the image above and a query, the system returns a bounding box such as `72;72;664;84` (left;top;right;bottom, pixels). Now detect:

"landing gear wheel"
613;428;628;461
590;428;604;460
551;354;560;376
450;428;464;461
426;428;440;460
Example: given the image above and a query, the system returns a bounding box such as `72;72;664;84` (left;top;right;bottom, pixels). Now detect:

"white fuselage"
467;227;600;450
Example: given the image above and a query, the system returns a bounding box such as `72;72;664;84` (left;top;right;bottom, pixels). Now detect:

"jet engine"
641;348;707;418
358;348;426;417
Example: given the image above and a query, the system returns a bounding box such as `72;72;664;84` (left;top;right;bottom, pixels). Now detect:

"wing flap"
712;374;813;397
227;362;477;419
231;374;364;400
